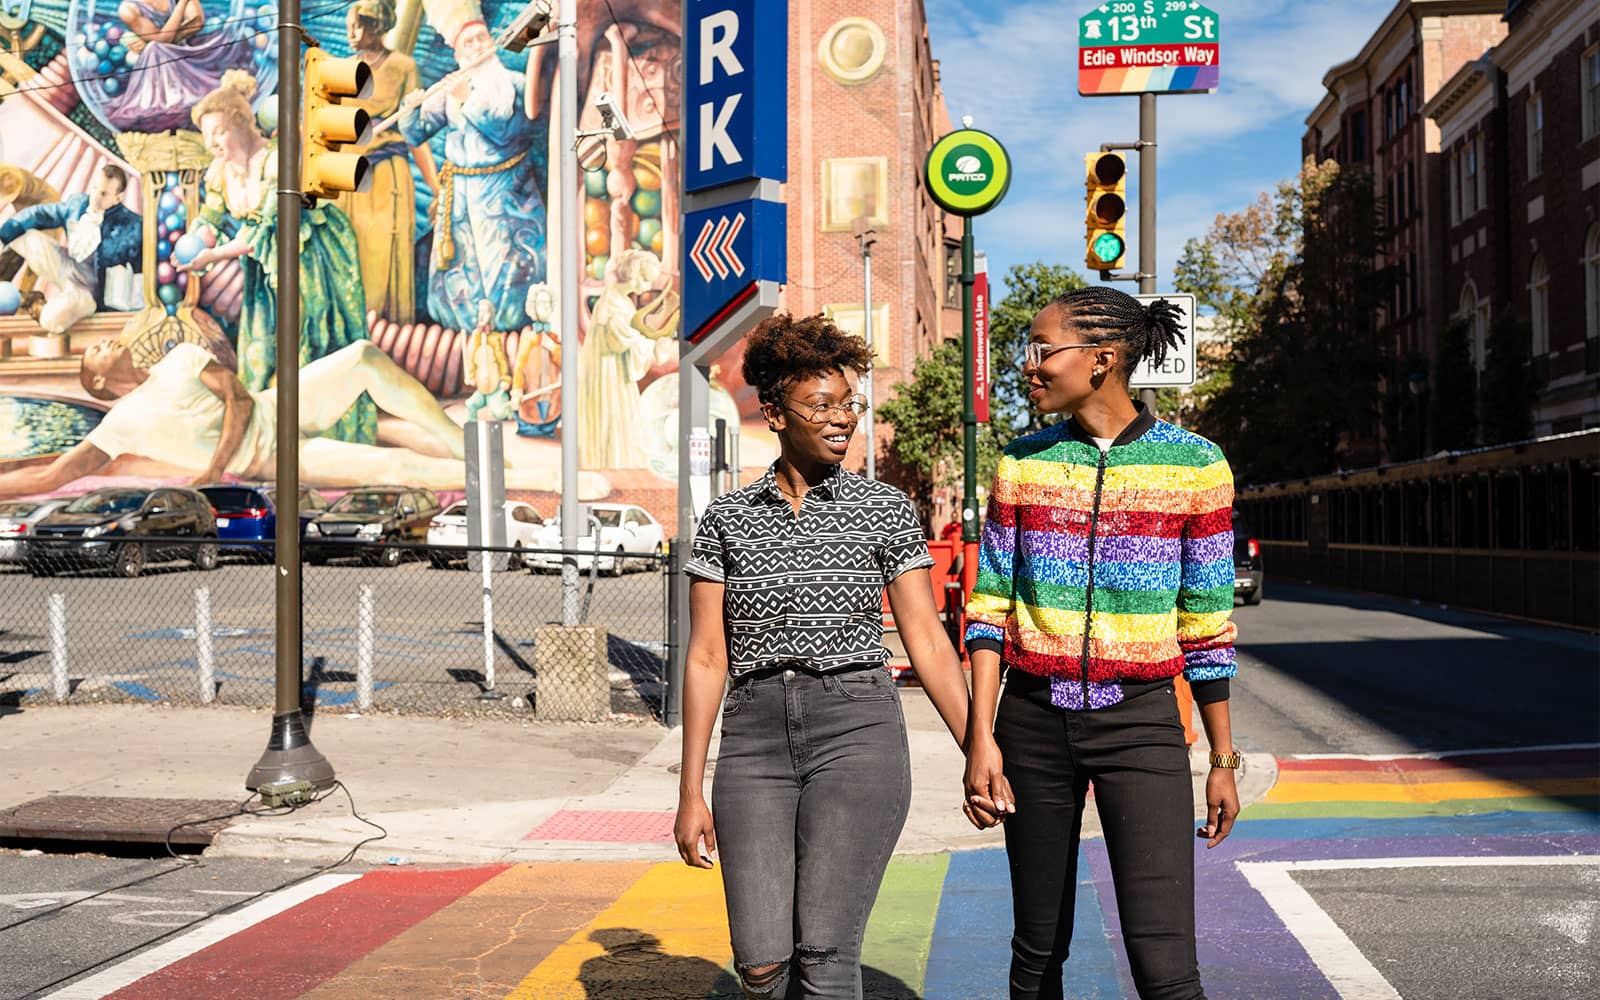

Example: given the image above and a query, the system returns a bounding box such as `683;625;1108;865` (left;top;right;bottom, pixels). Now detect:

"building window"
1527;95;1543;178
1385;176;1395;227
1529;254;1550;356
1406;163;1417;218
1351;110;1368;161
1585;224;1600;347
943;241;960;309
1475;135;1486;208
1449;150;1460;226
1459;281;1489;371
1584;45;1600;141
1461;140;1479;218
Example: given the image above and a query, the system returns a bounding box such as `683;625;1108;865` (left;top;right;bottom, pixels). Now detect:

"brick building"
1427;0;1600;435
778;1;962;485
1302;0;1508;372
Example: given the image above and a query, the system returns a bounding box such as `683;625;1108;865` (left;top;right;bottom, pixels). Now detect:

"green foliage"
1429;319;1478;452
987;262;1087;440
1479;314;1536;445
1176;159;1394;483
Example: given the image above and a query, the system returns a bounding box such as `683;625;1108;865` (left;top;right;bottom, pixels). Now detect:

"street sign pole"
248;0;333;792
961;217;977;546
558;0;581;627
1138;92;1158;414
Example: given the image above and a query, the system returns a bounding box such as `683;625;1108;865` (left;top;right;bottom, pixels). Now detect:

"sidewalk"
0;690;1277;863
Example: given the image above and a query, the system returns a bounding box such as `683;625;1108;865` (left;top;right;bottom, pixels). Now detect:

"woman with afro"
963;287;1242;999
675;313;985;999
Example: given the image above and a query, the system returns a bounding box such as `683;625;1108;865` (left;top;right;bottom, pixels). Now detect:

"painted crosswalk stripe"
860;853;948;993
45;873;360;999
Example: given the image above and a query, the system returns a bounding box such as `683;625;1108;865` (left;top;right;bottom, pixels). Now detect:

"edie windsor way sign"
1079;1;1220;96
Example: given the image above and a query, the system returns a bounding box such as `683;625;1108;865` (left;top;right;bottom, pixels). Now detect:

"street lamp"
853;216;877;480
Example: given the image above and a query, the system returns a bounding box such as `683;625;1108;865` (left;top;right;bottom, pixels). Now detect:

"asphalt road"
0;554;670;718
0;849;336;1000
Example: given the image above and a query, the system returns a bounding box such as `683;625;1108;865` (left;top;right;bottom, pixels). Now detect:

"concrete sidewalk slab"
0;690;1275;865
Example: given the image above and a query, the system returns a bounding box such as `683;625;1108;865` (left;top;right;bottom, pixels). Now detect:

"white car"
525;503;665;575
0;498;68;563
426;500;546;567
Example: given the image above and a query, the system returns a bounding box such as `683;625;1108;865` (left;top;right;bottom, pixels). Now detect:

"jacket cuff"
965;636;1004;658
1189;678;1230;705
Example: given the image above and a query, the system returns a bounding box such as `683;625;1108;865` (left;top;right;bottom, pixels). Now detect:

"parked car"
304;486;442;566
198;484;328;559
426;500;545;567
0;498;69;564
525;503;665;575
27;487;218;577
1232;508;1263;605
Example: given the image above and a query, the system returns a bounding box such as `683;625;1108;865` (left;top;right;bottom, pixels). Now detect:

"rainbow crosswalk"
55;745;1598;999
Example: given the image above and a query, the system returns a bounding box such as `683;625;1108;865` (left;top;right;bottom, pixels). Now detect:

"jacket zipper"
1080;448;1109;710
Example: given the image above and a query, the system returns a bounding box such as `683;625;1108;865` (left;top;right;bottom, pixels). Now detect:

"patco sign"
924;129;1012;217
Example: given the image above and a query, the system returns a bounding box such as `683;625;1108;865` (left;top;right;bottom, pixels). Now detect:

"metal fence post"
48;592;67;703
196;587;214;704
357;584;374;712
665;537;684;727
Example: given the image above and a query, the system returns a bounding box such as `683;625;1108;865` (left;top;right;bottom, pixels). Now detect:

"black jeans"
994;675;1204;1000
712;666;911;999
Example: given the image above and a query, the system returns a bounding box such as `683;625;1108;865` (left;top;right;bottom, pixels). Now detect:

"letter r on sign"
699;9;744;84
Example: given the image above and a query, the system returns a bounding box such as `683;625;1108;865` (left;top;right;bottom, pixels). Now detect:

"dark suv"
28;487;219;577
1231;508;1263;605
304;486;442;566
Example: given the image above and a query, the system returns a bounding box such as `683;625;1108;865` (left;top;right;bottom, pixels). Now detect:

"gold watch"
1208;749;1242;769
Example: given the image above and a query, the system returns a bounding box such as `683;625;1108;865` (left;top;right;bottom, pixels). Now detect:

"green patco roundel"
924;129;1011;217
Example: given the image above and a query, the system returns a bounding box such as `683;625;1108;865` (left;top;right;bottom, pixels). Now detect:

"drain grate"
0;796;240;846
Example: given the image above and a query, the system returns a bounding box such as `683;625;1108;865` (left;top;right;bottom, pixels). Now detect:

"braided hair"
1047;286;1186;379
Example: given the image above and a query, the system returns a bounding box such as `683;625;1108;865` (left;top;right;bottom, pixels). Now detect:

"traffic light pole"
1137;93;1158;414
247;0;334;791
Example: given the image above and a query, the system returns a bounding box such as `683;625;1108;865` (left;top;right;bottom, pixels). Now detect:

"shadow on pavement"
575;928;920;999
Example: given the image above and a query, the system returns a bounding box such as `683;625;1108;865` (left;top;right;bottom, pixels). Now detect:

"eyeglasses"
1022;342;1101;369
783;394;870;423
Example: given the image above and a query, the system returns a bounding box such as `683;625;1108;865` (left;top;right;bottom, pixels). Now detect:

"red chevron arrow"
707;216;731;279
690;219;715;282
719;212;746;277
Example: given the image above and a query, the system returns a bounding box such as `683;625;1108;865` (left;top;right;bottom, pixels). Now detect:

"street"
1;582;1594;998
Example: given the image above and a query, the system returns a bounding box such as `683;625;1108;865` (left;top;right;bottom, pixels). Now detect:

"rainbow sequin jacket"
963;407;1238;710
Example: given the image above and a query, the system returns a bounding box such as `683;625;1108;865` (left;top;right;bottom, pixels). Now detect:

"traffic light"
1084;151;1127;272
303;48;373;201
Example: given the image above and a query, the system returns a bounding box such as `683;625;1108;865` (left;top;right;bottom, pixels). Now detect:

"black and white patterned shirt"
684;463;936;677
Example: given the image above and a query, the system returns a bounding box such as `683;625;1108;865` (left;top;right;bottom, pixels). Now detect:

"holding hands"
963;734;1015;830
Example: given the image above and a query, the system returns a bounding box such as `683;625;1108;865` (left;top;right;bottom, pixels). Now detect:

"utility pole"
557;0;581;626
853;218;877;479
1137;93;1158;415
247;0;334;791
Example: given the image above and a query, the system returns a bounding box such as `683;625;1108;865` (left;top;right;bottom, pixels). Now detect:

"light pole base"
246;710;335;791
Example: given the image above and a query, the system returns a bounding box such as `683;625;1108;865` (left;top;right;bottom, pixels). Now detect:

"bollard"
48;592;67;702
196;587;215;704
357;585;374;712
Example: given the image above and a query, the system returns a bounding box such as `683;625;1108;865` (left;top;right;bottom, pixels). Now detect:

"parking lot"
0;551;670;718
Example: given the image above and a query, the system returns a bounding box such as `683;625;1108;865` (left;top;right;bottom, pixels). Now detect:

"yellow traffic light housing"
1084;152;1127;272
304;48;373;201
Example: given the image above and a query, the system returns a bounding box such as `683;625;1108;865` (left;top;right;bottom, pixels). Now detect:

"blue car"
199;485;328;559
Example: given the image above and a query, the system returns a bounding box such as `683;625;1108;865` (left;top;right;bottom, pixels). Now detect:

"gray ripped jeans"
712;665;911;999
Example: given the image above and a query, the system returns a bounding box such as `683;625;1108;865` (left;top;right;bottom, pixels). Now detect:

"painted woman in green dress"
177;70;375;445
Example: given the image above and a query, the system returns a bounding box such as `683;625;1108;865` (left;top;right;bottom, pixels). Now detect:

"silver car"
0;498;68;563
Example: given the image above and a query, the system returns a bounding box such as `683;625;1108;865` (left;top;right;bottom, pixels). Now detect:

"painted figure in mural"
396;0;545;333
512;282;560;437
0;163;61;303
0;164;141;333
338;0;437;324
0;339;610;496
81;0;273;134
579;248;677;469
463;300;513;422
176;71;376;445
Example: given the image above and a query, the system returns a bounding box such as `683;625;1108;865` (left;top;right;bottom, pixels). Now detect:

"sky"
923;0;1400;299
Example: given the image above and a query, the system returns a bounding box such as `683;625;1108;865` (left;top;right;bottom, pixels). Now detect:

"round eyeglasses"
784;394;870;423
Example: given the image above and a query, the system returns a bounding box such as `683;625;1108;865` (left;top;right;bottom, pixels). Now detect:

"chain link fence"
0;535;673;721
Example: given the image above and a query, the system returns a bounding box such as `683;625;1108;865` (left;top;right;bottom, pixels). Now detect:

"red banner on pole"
973;257;990;424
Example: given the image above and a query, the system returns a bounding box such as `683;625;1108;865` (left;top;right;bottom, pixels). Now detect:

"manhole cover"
0;796;240;846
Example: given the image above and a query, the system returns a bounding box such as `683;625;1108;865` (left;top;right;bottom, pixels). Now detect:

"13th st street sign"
1079;1;1220;96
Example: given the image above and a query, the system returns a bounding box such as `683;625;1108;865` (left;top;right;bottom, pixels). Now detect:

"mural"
0;0;771;521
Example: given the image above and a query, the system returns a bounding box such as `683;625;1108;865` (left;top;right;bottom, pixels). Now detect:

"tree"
1172;158;1394;483
1479;314;1535;445
1429;318;1477;451
987;262;1087;442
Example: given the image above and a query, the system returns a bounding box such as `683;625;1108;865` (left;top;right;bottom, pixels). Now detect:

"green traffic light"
1092;231;1125;264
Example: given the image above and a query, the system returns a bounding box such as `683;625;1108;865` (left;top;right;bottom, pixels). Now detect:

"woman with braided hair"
963;287;1241;999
